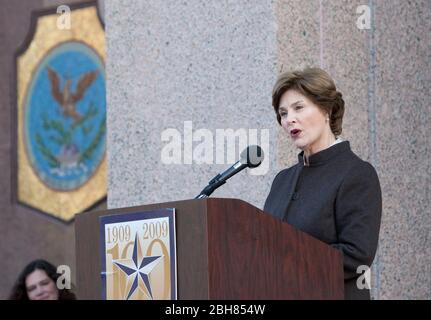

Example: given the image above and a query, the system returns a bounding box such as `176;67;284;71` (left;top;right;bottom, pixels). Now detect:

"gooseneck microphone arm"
195;145;263;199
195;163;243;199
195;179;226;199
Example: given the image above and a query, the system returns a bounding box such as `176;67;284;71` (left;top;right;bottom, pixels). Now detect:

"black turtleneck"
264;141;382;300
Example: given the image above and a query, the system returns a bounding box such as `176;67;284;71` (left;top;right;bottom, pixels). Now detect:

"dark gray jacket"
264;141;382;300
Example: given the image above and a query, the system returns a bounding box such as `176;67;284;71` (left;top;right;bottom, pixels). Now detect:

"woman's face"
25;269;59;300
278;89;332;154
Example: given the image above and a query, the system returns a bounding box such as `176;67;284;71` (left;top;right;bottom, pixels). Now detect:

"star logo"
113;233;163;300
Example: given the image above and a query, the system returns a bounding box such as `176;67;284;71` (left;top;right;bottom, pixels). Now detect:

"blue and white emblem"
24;41;106;190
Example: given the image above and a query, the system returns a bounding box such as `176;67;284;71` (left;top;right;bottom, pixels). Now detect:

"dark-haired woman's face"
25;269;59;300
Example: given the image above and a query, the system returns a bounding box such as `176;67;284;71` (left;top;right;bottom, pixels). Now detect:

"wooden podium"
75;198;344;299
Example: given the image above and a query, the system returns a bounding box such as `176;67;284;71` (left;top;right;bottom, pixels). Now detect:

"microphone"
195;145;264;199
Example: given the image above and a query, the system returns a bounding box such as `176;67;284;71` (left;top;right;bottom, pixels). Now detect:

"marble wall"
372;0;431;299
105;0;278;209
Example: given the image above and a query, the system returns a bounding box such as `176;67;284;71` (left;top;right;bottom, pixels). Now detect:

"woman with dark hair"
264;67;382;300
9;259;76;300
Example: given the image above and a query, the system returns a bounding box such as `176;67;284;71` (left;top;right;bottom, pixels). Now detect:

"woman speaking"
264;67;382;300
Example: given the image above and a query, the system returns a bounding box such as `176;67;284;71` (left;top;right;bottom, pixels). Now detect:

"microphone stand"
194;145;263;199
195;174;226;199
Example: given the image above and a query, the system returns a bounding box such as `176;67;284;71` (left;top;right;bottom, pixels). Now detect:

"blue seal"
25;41;106;191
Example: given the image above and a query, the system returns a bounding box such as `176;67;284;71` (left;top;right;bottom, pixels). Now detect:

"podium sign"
99;208;177;300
